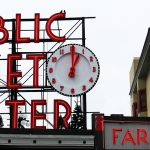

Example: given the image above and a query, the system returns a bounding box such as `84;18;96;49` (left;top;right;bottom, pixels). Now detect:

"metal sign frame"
0;15;96;129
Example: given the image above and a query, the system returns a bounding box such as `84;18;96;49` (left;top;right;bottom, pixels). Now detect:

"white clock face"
46;44;100;97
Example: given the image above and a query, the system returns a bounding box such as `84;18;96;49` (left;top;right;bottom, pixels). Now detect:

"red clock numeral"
52;78;56;84
82;85;86;91
93;67;96;72
71;88;75;94
82;49;84;54
89;77;93;83
90;56;93;62
60;49;64;55
52;57;57;62
60;86;64;91
49;68;53;73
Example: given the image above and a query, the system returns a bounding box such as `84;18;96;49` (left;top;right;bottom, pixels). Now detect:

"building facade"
129;28;150;117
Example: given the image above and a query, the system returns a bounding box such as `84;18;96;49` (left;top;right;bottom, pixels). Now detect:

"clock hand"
70;45;75;67
68;54;80;77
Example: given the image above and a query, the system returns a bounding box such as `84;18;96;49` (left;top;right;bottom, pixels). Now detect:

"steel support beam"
82;18;87;130
10;21;17;128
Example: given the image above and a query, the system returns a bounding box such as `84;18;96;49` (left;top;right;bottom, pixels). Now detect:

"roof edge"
129;28;150;95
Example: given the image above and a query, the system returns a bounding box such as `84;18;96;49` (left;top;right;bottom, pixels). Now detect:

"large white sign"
105;122;150;149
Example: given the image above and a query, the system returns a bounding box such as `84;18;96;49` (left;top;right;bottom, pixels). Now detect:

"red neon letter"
122;129;136;145
31;100;46;129
112;128;122;144
5;100;25;128
26;54;46;88
137;129;149;145
34;13;40;43
54;99;71;129
0;16;9;44
15;14;30;43
46;13;66;42
7;54;22;89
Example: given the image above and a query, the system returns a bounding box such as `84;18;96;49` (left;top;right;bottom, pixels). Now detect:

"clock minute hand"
70;45;75;67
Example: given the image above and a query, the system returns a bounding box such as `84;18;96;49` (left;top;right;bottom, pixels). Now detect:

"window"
132;102;137;117
138;89;147;112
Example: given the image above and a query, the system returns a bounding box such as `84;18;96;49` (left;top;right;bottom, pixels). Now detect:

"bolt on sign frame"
0;14;95;129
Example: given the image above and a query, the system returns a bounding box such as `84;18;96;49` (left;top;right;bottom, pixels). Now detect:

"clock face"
46;44;100;97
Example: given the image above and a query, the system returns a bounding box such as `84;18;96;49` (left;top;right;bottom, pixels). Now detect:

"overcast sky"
0;0;150;129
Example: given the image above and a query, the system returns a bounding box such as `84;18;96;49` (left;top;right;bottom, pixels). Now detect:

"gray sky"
0;0;149;129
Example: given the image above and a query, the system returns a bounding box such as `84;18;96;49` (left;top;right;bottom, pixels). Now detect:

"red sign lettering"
26;54;46;88
5;99;71;129
7;54;22;89
122;129;136;145
31;100;46;129
0;13;66;44
54;99;71;129
137;129;149;145
0;16;9;44
5;100;26;128
112;128;122;144
34;13;40;43
16;14;30;43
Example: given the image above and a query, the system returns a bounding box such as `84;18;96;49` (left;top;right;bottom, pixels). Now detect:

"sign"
5;99;71;129
0;12;98;130
1;12;70;129
0;13;66;44
105;122;150;149
4;12;66;89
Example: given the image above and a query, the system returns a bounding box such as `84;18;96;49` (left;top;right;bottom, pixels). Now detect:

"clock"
46;44;100;97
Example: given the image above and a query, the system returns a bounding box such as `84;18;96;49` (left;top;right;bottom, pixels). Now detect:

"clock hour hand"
68;54;80;77
73;54;80;67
